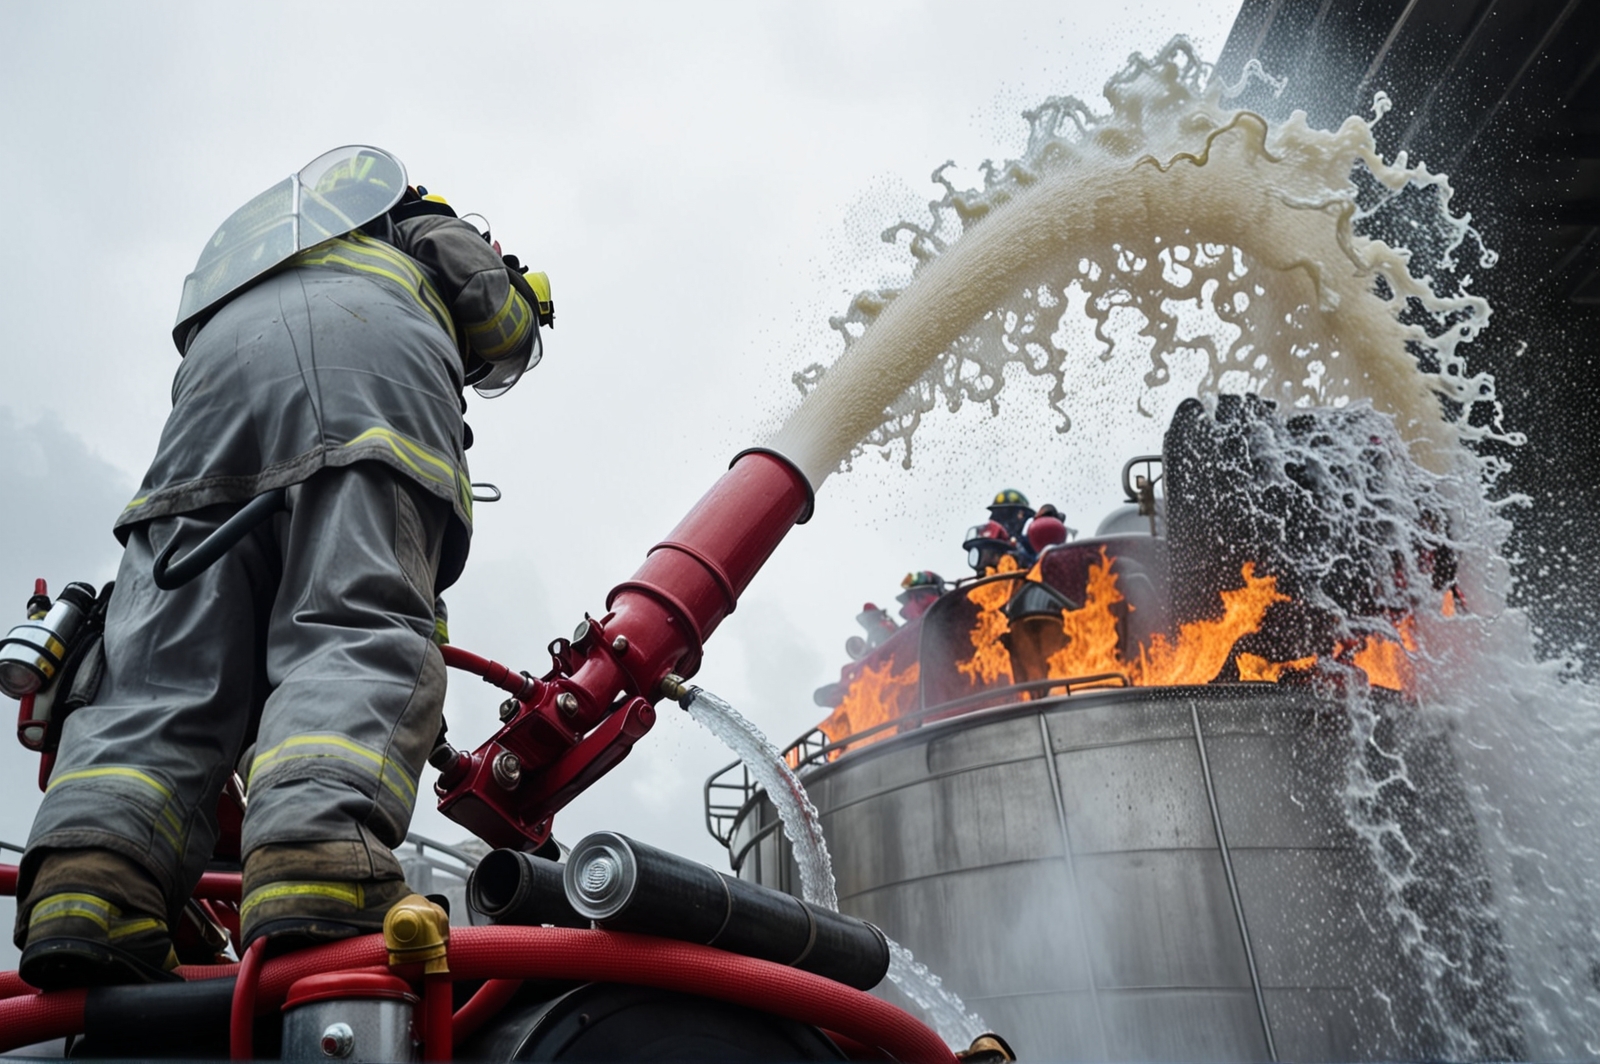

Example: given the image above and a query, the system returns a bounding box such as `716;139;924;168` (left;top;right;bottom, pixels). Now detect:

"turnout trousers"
16;461;449;930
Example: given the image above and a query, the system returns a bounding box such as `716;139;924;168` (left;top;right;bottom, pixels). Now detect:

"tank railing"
400;831;480;883
703;671;1130;849
704;759;762;852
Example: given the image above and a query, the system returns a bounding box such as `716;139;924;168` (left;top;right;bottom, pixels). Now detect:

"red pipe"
196;871;242;902
424;972;453;1061
0;863;16;896
0;927;951;1063
229;938;266;1060
452;978;522;1046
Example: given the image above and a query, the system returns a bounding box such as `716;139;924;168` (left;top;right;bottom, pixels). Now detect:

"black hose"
564;831;889;991
152;488;288;590
469;849;587;928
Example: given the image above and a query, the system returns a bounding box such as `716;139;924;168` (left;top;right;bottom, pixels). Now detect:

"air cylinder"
564;831;889;991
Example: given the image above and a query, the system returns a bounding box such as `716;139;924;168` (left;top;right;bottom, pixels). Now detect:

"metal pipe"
1190;700;1277;1061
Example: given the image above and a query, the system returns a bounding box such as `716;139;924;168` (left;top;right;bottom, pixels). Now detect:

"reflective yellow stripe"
251;733;416;803
48;766;172;798
343;426;472;524
464;284;532;360
289;233;456;344
31;893;116;931
123;495;149;512
46;767;188;856
108;917;166;941
240;881;364;921
345;427;456;488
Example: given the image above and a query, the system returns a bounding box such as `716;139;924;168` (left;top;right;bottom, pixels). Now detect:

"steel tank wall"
727;684;1515;1061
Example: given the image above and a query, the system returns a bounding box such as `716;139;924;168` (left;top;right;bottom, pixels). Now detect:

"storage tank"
715;683;1517;1060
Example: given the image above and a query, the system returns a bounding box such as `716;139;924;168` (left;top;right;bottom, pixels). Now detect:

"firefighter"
14;147;552;988
895;570;946;621
986;489;1035;543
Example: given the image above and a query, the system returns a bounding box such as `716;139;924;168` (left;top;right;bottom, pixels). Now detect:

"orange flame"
819;549;1442;750
1136;562;1288;685
1045;549;1125;679
1237;653;1317;682
820;657;920;749
958;555;1019;688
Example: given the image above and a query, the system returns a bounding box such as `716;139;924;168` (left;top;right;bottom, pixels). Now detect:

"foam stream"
768;40;1501;486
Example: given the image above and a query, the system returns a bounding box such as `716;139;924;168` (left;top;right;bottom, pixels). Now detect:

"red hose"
0;971;33;1001
0;987;84;1049
453;979;522;1046
229;938;266;1060
440;645;535;697
0;927;956;1064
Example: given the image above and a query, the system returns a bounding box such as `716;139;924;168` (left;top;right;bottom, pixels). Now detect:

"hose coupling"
384;894;450;975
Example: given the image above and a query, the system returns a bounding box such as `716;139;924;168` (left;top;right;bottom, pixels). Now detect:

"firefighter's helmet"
991;489;1031;510
987;489;1036;540
963;521;1014;573
896;570;946;621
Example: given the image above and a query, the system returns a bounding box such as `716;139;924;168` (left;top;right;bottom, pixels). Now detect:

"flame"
1044;549;1125;679
1137;562;1288;685
820;657;920;749
1237;653;1317;682
958;555;1019;688
819;549;1447;751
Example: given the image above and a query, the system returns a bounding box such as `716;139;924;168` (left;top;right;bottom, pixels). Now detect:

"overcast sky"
0;1;1244;953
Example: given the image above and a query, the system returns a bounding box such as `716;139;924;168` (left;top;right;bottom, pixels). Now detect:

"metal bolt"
499;697;519;722
492;751;522;790
320;1022;354;1058
555;692;580;718
611;634;629;654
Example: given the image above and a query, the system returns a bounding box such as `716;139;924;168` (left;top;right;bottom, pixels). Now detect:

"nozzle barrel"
436;449;815;850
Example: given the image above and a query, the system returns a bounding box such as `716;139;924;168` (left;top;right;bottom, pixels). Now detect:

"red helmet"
1027;515;1069;553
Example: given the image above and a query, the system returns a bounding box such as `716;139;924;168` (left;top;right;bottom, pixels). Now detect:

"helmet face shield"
471;322;542;399
174;145;408;351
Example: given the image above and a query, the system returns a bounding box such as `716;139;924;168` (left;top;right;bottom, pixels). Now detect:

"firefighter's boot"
17;848;179;990
240;841;414;955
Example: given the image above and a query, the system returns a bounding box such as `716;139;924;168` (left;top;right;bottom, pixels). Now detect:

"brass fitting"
956;1033;1016;1063
658;673;692;707
384;893;450;975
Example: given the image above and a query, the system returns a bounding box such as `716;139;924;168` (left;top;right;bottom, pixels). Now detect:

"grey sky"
0;0;1242;958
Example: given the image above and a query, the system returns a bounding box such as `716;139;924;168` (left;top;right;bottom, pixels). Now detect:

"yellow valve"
384;893;450;975
956;1033;1016;1063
